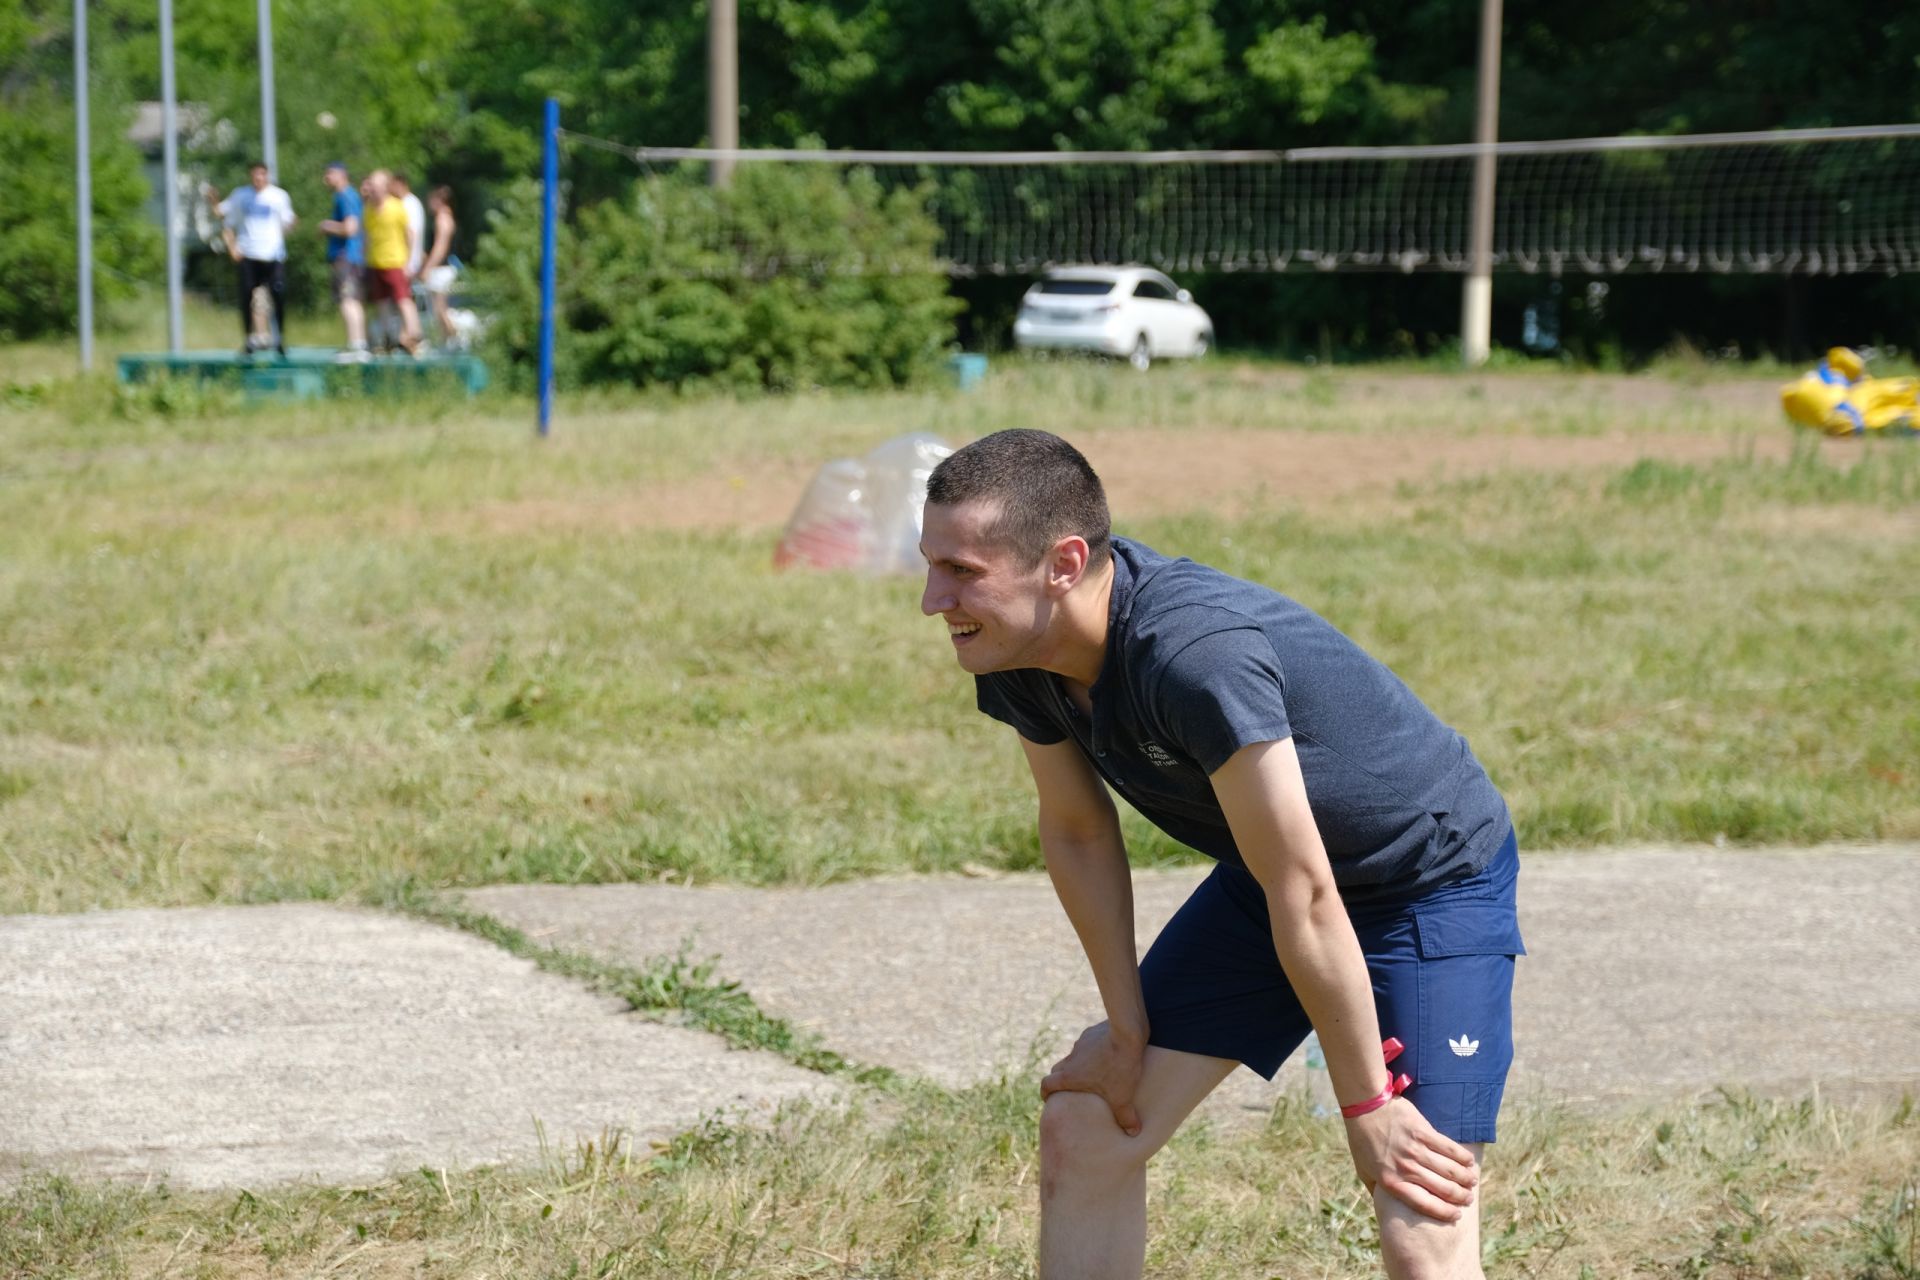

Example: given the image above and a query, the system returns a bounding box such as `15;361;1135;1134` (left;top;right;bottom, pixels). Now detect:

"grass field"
3;352;1918;1276
3;357;1917;915
7;1083;1917;1278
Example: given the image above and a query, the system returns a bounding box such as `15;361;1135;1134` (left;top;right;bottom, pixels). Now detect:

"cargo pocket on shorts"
1411;900;1524;1086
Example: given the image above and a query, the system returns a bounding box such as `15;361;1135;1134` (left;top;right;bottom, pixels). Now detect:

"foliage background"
475;167;961;390
6;0;1920;367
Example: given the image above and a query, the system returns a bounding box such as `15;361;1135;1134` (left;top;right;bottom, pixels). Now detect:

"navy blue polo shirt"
976;536;1511;905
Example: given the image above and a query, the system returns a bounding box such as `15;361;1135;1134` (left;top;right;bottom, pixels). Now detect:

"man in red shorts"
362;170;420;357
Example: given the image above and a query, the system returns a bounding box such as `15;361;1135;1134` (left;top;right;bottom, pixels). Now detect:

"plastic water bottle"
1303;1032;1336;1118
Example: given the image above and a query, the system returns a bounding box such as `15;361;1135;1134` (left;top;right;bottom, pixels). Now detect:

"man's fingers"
1410;1140;1478;1190
1417;1124;1476;1169
1397;1157;1476;1207
1380;1170;1465;1223
1113;1102;1142;1137
1040;1069;1095;1099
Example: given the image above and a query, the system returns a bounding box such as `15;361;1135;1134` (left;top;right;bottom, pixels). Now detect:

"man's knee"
1375;1182;1484;1280
1038;1092;1147;1195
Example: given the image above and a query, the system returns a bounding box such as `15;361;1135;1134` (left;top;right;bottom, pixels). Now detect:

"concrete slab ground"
468;844;1920;1119
0;904;833;1189
3;845;1912;1193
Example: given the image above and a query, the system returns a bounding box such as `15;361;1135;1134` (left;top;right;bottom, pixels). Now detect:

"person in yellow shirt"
363;170;421;356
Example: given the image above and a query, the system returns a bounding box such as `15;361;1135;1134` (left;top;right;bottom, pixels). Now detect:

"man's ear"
1045;535;1091;596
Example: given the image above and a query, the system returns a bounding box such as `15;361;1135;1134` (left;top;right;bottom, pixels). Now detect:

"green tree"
0;7;159;340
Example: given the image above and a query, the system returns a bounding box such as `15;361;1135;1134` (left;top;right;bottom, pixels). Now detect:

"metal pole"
257;0;277;179
1460;0;1501;367
537;97;558;437
159;0;184;353
708;0;737;187
74;0;93;372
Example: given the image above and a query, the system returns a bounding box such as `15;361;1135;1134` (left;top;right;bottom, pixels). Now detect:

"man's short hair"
248;161;268;172
391;171;411;189
926;429;1111;570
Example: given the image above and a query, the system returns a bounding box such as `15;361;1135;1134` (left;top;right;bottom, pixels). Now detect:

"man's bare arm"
1020;735;1148;1132
1212;738;1478;1220
1022;736;1144;1041
1210;740;1382;1101
422;209;454;273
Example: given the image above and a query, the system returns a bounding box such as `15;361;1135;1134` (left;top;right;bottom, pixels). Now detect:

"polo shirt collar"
1088;537;1147;707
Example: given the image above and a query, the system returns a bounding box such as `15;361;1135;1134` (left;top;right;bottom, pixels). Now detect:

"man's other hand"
1040;1020;1146;1137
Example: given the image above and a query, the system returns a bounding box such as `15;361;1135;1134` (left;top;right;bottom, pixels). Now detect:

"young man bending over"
919;430;1523;1279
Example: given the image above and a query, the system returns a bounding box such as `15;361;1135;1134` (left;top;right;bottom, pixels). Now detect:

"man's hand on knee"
1344;1097;1479;1222
1040;1021;1146;1137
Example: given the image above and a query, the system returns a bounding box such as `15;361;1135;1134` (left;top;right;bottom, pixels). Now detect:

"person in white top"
205;161;296;357
392;172;428;278
417;185;460;346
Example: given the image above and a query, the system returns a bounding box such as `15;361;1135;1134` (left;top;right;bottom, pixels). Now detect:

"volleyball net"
561;124;1920;279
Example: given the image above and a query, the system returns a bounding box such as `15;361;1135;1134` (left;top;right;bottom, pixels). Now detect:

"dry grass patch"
7;1088;1916;1278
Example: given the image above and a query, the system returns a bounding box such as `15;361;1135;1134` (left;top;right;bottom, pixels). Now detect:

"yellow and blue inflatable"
1781;347;1918;437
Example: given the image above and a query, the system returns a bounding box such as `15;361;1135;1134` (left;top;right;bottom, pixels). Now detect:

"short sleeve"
222;191;243;229
1152;626;1292;774
975;674;1067;746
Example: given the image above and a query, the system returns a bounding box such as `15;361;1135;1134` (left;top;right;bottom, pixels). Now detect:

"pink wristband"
1338;1036;1414;1119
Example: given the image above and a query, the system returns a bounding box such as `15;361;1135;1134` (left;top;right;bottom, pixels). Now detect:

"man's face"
368;172;389;201
249;167;269;190
920;499;1056;675
324;168;347;191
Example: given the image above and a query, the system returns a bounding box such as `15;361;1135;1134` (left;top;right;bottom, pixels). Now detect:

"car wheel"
1193;331;1212;359
1128;335;1151;372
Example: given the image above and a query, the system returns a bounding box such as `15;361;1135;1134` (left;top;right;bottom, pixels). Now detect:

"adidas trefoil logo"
1448;1034;1480;1057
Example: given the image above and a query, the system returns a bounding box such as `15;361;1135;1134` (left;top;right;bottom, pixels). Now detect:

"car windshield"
1034;279;1115;296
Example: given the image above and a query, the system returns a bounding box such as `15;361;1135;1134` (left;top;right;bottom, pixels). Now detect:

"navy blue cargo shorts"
1139;829;1525;1144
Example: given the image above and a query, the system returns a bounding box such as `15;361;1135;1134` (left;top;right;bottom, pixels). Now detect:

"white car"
1012;266;1214;370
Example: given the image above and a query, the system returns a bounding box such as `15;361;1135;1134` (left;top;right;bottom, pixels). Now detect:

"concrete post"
1461;0;1502;367
708;0;737;187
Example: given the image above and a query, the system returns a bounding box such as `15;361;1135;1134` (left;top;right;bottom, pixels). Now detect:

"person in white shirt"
392;172;428;279
205;161;296;357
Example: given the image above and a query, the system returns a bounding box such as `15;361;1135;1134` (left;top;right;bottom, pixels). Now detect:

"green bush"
0;94;160;342
474;166;962;392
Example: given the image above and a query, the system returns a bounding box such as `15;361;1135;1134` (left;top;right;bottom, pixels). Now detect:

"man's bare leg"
1376;1144;1485;1280
396;296;423;354
340;297;366;348
1037;1044;1236;1280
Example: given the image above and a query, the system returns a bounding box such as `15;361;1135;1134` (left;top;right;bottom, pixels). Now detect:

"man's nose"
921;574;954;617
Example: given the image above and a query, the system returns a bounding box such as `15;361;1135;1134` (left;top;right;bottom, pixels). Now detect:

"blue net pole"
537;97;558;437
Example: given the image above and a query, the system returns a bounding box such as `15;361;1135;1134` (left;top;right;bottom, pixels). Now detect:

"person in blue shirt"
919;429;1524;1280
317;163;368;360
